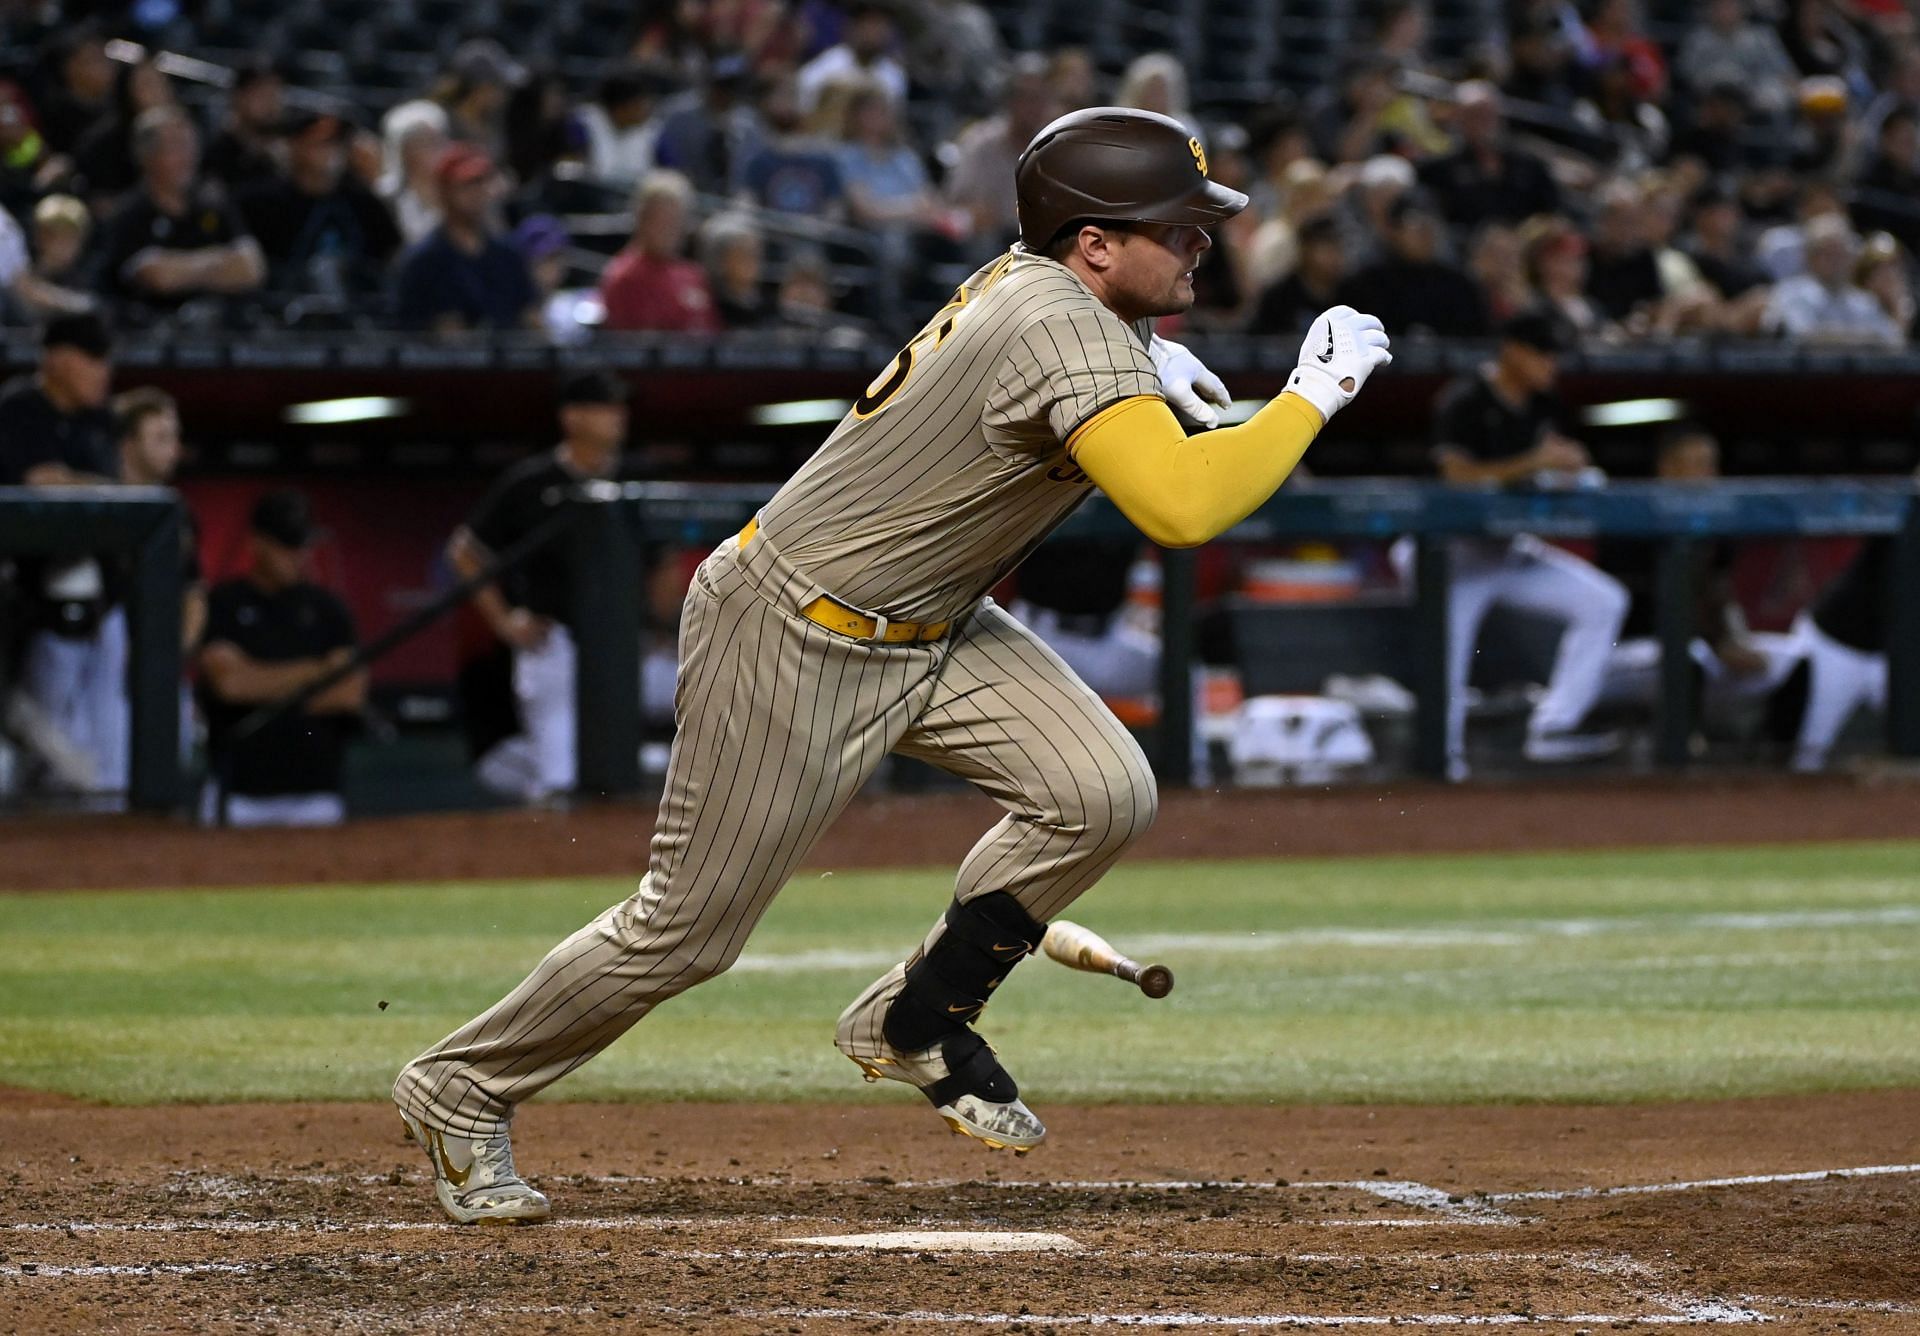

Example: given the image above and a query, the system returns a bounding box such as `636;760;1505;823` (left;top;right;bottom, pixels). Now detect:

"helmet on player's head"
1015;106;1248;253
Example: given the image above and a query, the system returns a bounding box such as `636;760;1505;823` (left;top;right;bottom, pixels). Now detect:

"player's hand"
1149;334;1231;430
1720;640;1770;678
1285;306;1392;422
1531;435;1590;474
499;608;553;651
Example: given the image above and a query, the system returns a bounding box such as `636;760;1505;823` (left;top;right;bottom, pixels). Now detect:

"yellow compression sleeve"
1066;393;1326;549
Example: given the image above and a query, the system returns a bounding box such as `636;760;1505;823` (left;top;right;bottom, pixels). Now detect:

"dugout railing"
5;478;1916;811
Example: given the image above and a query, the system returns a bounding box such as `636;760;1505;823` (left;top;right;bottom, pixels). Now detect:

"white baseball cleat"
844;1046;1048;1154
398;1109;551;1224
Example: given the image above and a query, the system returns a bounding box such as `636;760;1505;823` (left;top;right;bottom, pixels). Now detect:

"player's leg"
1498;537;1629;756
394;548;941;1214
836;600;1158;1150
1442;553;1503;777
515;625;577;801
1791;614;1883;771
19;630;97;790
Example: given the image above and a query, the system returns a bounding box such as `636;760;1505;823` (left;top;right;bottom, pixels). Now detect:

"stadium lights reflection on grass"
750;398;853;426
283;396;411;425
1581;398;1687;428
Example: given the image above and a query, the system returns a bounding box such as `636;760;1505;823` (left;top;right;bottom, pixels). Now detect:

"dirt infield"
7;771;1920;892
2;1092;1916;1333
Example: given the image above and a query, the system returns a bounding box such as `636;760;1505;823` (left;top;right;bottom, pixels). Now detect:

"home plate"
781;1230;1083;1253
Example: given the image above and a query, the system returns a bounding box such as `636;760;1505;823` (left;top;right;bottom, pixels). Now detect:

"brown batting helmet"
1014;107;1248;252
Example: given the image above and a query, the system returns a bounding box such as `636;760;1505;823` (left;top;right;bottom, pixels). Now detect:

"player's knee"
1063;742;1158;852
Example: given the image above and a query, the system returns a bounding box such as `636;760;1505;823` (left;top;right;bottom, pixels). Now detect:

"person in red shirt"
597;168;721;333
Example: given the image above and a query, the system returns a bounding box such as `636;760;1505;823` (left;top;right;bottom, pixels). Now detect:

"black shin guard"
883;892;1045;1057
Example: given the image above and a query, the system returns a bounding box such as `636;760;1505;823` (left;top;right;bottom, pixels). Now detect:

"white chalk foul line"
1489;1161;1920;1203
2;1215;698;1236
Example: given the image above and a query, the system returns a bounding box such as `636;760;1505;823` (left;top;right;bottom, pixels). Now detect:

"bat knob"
1137;964;1174;999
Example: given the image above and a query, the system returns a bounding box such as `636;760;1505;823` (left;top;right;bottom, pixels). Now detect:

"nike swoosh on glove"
1149;334;1232;430
1284;305;1392;422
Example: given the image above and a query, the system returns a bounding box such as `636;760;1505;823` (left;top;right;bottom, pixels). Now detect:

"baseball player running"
393;107;1392;1224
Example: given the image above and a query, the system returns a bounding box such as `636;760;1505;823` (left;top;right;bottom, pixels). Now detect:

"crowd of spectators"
1;0;1919;347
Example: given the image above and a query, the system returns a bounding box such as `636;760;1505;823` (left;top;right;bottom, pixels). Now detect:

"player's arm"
449;525;549;649
1071;306;1391;549
197;640;340;704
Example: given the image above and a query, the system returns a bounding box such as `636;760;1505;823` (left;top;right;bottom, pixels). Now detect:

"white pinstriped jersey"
755;249;1162;624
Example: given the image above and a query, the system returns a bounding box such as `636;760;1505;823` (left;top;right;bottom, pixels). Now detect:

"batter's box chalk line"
658;1304;1773;1326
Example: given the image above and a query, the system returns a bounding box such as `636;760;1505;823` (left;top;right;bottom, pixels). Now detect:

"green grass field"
3;842;1917;1106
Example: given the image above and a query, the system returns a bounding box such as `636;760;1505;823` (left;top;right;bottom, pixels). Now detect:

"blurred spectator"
514;214;595;346
837;82;938;231
943;54;1056;246
1574;51;1669;172
1418;81;1561;227
1684;184;1770;306
1;199;93;320
1416;311;1628;776
797;4;907;114
1788;75;1854;178
774;246;863;339
433;38;524;161
900;0;1007;122
1467;220;1531;323
1782;0;1871;86
33;26;115;155
1186;123;1256;327
1306;54;1399;164
1670;82;1755;178
1242;102;1313;219
1047;47;1101;112
599;169;720;333
392;144;536;333
1341;194;1488;338
1764;213;1903;345
1678;0;1797;116
72;51;177;207
1855;231;1915;340
1586;178;1665;326
1117;53;1196;135
96;107;266;321
1342;153;1415;268
1520;215;1607;343
198;489;365;828
1244;157;1334;293
1849;107;1920;255
0;314;123;798
578;67;666;189
238;111;402;302
453;372;630;804
700;211;775;329
203;58;286;188
653;50;767;195
1859;43;1920;147
1503;12;1580;113
503;69;584;189
1250;213;1346;336
739;73;847;219
1575;0;1668;103
0;81;59;219
32;195;94;294
1755;180;1847;277
378;100;449;246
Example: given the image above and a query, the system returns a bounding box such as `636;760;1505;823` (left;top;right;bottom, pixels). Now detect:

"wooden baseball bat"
1041;920;1174;999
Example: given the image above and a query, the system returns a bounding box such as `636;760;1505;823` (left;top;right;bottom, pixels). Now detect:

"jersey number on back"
851;253;1016;420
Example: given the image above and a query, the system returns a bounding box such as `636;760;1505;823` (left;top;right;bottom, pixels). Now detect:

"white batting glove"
1285;305;1392;422
1149;334;1232;430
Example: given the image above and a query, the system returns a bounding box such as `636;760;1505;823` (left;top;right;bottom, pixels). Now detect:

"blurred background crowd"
3;0;1920;347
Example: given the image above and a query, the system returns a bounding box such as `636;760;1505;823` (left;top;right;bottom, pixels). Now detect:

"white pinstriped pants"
396;529;1158;1136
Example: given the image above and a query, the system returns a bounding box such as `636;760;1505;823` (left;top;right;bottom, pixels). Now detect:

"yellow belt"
739;518;951;644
